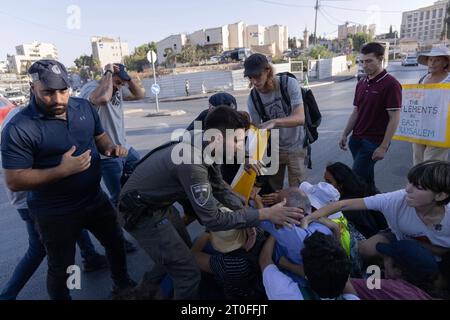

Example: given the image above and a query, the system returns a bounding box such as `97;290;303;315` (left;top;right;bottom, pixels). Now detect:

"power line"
0;9;92;38
254;0;312;8
320;7;364;26
318;8;337;27
321;5;403;14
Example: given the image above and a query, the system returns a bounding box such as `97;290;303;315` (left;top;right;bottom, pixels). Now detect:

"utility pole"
119;36;124;63
314;0;319;46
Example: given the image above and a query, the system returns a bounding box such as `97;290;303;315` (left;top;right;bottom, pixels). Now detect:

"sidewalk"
134;67;357;105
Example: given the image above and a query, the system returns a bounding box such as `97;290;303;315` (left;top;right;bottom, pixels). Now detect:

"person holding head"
412;47;450;165
302;160;450;264
259;232;359;300
79;63;145;208
245;53;306;190
1;59;135;300
339;42;402;187
118;106;304;299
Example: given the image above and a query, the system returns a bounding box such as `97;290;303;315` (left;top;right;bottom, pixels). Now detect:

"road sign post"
147;50;159;112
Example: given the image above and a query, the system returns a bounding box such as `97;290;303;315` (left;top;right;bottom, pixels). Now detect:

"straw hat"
210;207;247;253
417;46;450;71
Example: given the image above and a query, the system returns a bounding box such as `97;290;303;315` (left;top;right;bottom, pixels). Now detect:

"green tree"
73;54;101;80
350;33;373;52
308;45;334;59
176;40;201;64
124;42;157;72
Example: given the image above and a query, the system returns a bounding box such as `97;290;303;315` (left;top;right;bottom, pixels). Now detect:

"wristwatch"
104;70;113;76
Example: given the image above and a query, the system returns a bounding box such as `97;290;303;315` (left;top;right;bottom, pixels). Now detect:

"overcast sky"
0;0;439;66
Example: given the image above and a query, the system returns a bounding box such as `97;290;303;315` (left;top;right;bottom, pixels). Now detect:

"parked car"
209;55;222;63
402;56;418;66
220;48;252;63
4;89;27;105
0;97;15;126
355;57;366;81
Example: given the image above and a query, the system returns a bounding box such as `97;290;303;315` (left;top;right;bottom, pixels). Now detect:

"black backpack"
250;72;321;169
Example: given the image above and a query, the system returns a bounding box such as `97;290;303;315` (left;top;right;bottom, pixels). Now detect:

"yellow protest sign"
394;83;450;148
231;125;269;201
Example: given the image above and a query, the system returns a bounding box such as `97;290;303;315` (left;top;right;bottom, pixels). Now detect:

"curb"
142;76;356;102
308;76;355;89
145;110;187;117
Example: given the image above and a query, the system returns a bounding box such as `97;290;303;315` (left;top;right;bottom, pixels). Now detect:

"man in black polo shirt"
1;60;136;300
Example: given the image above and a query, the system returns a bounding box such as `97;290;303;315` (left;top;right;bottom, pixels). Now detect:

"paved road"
0;62;435;299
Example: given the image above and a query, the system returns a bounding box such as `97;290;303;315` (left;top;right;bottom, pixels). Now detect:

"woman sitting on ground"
324;162;388;239
301;160;450;265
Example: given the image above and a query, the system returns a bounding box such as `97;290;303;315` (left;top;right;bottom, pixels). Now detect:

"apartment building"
6;41;58;74
91;36;129;68
400;0;449;45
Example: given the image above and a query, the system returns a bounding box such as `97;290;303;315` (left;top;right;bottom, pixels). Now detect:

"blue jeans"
0;209;98;300
101;147;140;207
348;136;381;187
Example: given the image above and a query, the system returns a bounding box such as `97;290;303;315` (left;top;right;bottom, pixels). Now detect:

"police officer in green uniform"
119;106;304;299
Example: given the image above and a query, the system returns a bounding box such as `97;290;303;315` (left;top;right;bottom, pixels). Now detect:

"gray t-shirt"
79;80;130;151
247;76;304;152
0;106;28;209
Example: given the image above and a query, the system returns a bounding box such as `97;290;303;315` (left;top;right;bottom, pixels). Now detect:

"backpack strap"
278;74;292;116
300;87;313;169
251;88;270;122
133;141;180;172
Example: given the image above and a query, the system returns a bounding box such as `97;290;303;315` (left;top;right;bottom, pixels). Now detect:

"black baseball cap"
28;59;70;90
244;53;270;77
114;63;131;81
376;240;439;282
208;92;237;110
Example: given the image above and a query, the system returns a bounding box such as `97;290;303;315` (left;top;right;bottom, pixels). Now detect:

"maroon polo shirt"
352;70;402;144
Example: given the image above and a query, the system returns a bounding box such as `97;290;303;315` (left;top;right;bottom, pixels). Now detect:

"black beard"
34;96;67;117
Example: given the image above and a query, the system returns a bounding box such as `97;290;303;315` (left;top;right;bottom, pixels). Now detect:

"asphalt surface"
0;62;436;300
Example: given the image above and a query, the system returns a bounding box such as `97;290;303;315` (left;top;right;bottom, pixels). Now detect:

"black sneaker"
111;278;138;299
82;253;108;273
124;239;137;254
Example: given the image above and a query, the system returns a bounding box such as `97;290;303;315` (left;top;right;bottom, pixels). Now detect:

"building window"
408;24;412;28
420;12;424;20
426;11;430;19
173;44;177;50
432;9;436;18
207;36;210;42
439;8;444;17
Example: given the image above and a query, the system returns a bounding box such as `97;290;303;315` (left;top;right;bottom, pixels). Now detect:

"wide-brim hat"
210;207;247;253
418;46;450;71
299;181;344;219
